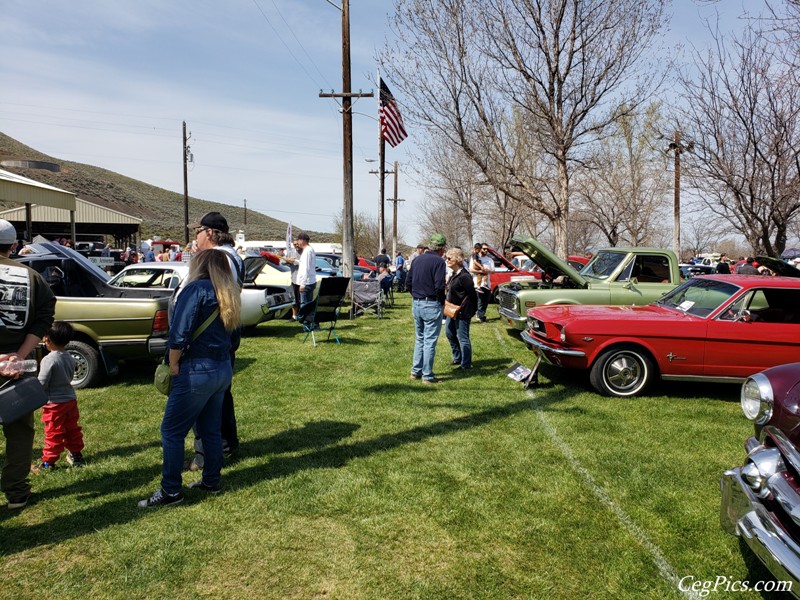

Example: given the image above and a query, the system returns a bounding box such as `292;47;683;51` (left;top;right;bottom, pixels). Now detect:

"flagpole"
378;69;386;255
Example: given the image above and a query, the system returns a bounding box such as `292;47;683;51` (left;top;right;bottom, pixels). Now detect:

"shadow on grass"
226;398;533;487
86;440;162;463
236;420;361;456
1;400;532;555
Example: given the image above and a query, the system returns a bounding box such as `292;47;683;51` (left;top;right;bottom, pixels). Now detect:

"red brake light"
152;309;169;335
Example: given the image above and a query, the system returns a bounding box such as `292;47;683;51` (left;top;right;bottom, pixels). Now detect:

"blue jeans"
411;299;443;380
476;287;490;321
445;316;472;368
161;356;232;494
300;282;317;307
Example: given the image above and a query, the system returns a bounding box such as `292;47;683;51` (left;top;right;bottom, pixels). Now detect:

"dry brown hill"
0;131;335;242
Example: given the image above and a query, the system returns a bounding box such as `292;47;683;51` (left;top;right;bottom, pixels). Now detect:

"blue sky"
0;0;749;246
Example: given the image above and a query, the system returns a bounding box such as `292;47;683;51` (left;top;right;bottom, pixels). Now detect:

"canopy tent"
0;167;77;241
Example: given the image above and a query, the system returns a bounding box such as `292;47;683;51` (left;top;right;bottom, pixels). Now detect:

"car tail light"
152;309;169;335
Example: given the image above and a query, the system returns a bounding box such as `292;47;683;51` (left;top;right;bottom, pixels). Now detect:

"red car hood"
528;303;687;325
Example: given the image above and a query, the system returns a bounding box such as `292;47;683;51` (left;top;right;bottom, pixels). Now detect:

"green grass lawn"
0;295;786;599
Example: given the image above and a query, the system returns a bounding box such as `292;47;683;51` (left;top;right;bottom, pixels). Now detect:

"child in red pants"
36;321;84;470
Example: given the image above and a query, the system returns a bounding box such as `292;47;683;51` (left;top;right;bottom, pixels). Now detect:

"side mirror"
736;309;752;323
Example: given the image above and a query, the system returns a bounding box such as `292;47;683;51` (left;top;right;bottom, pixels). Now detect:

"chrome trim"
264;301;294;314
660;374;745;384
744;373;775;425
721;468;800;591
520;331;586;357
764;426;800;480
499;306;526;322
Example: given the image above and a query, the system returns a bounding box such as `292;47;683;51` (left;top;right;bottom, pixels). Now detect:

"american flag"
379;78;408;147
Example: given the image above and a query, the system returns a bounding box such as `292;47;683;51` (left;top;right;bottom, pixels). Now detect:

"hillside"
0;132;336;242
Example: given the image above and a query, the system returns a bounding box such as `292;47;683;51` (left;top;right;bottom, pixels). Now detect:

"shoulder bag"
154;308;219;396
0;376;48;424
444;272;468;320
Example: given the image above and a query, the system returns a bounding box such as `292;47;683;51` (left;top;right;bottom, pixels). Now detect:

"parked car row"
14;241;293;388
494;241;800;590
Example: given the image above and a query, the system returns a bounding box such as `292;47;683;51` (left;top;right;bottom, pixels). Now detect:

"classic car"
498;237;682;330
109;258;294;328
520;274;800;397
721;362;800;594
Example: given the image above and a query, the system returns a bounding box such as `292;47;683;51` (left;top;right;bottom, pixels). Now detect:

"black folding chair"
297;276;350;346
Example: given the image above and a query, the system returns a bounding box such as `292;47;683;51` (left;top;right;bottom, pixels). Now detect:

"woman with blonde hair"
444;247;477;370
139;249;241;508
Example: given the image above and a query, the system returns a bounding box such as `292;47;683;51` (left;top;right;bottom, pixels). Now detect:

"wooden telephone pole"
182;121;190;245
319;0;373;276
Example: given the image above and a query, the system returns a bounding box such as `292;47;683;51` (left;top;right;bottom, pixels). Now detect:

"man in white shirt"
295;232;317;315
469;243;495;322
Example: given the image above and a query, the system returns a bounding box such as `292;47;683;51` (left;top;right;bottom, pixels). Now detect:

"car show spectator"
35;321;84;471
184;211;245;466
138;249;241;508
469;243;495;323
407;233;447;384
715;254;731;274
295;233;317;316
0;218;56;510
736;257;760;275
444;247;477;371
374;248;391;270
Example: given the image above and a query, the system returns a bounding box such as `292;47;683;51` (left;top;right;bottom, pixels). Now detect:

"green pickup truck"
16;242;170;388
497;237;682;330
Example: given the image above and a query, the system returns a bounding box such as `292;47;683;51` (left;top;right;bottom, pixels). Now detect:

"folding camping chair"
350;279;384;319
297;276;350;346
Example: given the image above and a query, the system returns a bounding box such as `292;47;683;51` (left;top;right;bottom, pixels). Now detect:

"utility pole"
370;161;403;259
319;0;373;277
667;131;693;258
243;198;247;227
388;161;404;260
182;121;190;245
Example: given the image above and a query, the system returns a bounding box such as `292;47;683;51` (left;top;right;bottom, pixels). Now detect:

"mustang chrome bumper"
720;465;800;594
520;331;586;358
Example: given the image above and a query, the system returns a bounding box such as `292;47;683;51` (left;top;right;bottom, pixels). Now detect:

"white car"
108;258;293;328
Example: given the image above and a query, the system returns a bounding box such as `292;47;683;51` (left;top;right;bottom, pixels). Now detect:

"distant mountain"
0;131;336;242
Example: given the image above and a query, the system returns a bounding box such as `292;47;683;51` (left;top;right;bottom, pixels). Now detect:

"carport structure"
0;168;141;247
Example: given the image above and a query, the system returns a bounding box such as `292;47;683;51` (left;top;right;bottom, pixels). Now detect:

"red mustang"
521;272;800;397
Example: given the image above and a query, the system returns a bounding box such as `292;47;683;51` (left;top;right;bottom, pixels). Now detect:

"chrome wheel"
590;346;654;397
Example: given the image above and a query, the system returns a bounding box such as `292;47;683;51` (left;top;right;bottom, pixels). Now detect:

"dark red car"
521;272;800;397
721;362;800;593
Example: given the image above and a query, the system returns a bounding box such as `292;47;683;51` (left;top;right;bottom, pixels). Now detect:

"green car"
497;237;682;330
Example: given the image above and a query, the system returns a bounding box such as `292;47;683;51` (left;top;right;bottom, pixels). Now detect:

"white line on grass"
493;325;699;599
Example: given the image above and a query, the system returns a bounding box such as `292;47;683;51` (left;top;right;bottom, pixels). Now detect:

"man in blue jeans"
406;233;447;384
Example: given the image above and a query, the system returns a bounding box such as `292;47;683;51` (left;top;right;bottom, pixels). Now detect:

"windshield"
656;278;740;318
579;251;628;280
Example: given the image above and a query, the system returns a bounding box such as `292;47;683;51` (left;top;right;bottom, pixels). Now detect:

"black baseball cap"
190;211;229;233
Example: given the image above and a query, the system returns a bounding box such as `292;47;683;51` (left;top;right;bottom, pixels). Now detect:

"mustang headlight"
741;373;774;424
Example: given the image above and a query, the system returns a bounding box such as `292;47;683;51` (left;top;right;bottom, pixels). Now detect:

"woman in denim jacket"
139;249;241;508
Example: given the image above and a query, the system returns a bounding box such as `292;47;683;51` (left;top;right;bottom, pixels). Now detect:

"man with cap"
294;232;317;322
406;233;447;384
0;219;56;509
185;212;244;466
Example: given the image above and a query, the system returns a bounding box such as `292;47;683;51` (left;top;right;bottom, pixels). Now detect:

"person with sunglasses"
469;243;494;322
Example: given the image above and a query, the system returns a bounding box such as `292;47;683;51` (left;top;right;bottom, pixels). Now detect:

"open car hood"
755;256;800;278
510;236;587;287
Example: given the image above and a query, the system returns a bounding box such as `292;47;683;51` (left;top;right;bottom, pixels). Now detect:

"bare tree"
383;0;669;258
679;26;800;256
575;102;670;247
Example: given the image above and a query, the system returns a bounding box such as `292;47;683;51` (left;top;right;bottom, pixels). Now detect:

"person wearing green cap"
406;233;447;384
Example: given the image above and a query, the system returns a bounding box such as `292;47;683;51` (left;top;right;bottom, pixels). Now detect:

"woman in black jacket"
444;247;477;370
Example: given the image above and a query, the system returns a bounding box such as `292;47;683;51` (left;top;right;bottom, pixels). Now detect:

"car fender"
582;336;661;373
